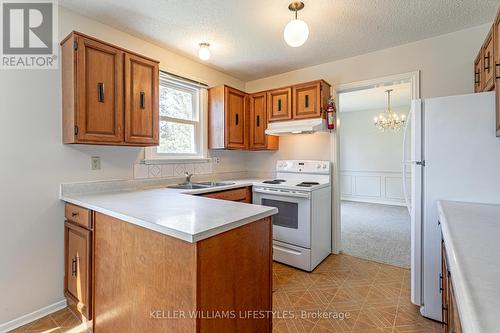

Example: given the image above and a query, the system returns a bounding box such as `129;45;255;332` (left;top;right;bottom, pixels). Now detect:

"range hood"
265;118;327;136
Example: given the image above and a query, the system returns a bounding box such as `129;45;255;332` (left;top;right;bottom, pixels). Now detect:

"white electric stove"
253;160;331;271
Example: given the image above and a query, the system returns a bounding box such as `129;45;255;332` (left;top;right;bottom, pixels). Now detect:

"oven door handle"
273;244;302;255
253;188;311;199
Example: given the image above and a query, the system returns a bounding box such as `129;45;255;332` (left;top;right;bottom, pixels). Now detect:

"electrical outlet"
91;156;101;170
213;157;220;165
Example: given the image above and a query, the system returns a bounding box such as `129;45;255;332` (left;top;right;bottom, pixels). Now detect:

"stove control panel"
276;160;330;174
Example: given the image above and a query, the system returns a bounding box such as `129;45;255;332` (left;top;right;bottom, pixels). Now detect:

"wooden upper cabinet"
292;80;331;120
124;54;159;145
61;31;159;146
226;87;247;149
494;12;500;136
292;81;321;119
75;35;124;143
208;85;247;149
267;87;292;122
249;93;279;150
474;51;483;93
249;93;267;149
483;27;495;91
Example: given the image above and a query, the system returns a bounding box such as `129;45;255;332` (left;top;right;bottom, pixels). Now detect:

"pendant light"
373;89;407;132
284;1;309;47
198;43;210;61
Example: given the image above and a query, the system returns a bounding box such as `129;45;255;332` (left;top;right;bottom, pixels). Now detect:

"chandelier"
373;89;406;132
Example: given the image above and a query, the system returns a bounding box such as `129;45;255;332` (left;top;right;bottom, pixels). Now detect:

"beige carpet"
341;200;411;268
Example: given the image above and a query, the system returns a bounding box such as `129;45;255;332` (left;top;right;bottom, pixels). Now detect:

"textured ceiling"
339;82;410;112
60;0;499;81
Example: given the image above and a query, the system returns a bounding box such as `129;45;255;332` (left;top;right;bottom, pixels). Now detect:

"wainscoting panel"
341;170;410;206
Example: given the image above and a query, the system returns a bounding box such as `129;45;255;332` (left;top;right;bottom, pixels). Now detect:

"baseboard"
0;299;67;332
341;197;407;207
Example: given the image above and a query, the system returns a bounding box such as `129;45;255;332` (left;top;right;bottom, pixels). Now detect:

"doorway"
333;72;419;269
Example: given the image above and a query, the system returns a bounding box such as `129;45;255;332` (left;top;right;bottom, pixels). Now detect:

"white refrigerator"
404;91;500;321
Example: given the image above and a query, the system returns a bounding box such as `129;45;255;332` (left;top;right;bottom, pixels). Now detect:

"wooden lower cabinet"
93;213;272;332
200;186;252;203
64;216;92;321
64;201;272;332
441;240;462;333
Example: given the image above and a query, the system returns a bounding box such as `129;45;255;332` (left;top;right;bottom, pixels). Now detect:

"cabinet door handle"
475;71;480;84
495;63;500;80
71;256;77;277
305;95;309;108
140;92;145;109
97;82;104;103
256;115;260;127
71;212;79;217
439;273;443;292
235;113;239;126
278;99;282;111
485;52;491;72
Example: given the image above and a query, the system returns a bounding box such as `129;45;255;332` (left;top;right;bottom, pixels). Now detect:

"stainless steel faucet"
183;172;194;185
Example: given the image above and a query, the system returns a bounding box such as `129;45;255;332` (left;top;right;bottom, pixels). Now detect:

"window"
146;73;207;161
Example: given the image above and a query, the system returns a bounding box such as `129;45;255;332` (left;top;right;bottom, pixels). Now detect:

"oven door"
253;187;311;249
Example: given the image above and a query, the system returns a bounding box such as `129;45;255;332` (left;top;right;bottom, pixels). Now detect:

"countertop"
62;179;278;243
437;200;500;333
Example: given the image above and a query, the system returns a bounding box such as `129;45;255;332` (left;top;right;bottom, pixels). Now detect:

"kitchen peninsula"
61;181;277;332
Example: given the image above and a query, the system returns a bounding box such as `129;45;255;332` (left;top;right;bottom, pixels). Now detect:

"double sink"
167;181;235;190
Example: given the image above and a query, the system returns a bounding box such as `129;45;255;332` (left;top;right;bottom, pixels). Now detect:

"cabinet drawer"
65;203;92;229
201;187;251;203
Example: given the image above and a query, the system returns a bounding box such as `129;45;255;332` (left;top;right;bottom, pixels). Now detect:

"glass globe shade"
284;19;309;47
198;46;210;61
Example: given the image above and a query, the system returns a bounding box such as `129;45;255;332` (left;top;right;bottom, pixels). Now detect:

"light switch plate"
91;156;101;170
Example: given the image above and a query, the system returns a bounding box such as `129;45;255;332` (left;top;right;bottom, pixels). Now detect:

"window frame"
145;74;208;162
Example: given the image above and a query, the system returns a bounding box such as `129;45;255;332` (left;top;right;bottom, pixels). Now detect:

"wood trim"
208;85;226;149
61;31;159;63
61;33;77;144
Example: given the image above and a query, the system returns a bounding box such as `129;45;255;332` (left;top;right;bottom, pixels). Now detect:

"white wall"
340;107;409;172
0;7;246;326
244;24;490;175
339;107;410;205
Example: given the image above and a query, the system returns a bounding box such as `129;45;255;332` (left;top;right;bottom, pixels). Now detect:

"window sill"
143;158;212;165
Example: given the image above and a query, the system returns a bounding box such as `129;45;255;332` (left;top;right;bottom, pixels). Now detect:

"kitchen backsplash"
134;162;213;179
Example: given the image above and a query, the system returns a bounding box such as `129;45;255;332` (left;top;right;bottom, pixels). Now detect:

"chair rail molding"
340;170;411;206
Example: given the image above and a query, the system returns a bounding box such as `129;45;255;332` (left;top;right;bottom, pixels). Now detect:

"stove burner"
296;182;320;187
263;179;286;184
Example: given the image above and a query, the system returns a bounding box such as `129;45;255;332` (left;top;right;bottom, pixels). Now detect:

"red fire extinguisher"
326;97;335;130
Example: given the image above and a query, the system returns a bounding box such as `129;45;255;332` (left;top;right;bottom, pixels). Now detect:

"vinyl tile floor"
9;254;443;333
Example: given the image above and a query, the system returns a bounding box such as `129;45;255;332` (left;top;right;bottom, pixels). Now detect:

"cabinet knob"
71;212;79;217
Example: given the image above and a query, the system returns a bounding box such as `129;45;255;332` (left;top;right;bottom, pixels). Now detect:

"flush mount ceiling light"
374;89;406;132
284;1;309;47
198;42;210;61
